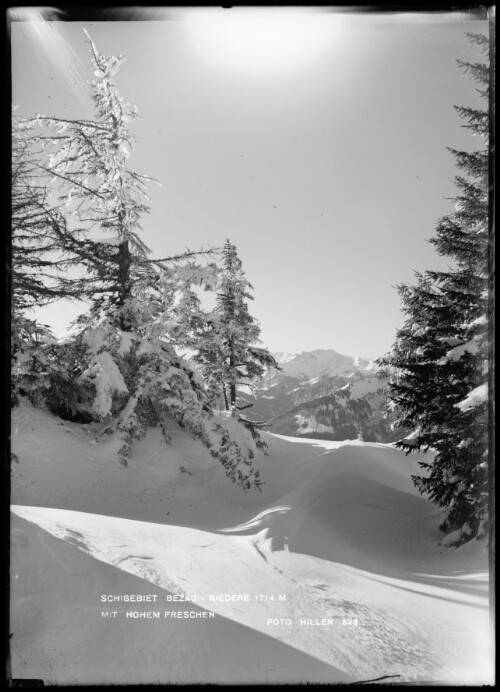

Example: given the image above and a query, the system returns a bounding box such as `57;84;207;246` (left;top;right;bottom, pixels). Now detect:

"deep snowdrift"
10;402;492;685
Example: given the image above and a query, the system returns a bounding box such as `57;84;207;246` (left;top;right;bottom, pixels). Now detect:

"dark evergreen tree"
379;34;490;545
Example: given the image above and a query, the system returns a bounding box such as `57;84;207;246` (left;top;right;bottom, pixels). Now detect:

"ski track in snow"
10;402;493;685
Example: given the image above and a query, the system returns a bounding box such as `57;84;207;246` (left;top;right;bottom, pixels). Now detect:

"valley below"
247;349;405;442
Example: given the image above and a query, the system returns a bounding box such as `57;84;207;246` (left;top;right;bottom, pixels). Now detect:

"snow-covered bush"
51;309;262;489
11;315;57;408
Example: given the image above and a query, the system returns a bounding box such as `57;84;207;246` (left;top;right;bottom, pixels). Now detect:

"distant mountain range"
245;349;404;443
273;349;376;379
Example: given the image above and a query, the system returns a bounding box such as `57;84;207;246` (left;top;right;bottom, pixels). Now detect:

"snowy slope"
10;402;493;685
10;513;344;685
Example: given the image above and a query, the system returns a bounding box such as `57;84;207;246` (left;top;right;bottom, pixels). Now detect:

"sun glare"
186;8;340;76
9;7;88;102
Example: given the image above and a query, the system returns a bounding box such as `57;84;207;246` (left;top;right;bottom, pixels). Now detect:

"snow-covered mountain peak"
273;349;371;380
274;351;297;364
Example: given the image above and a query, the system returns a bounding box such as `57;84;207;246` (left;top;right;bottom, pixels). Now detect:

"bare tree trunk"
116;239;132;331
222;384;229;411
229;382;236;408
228;340;236;408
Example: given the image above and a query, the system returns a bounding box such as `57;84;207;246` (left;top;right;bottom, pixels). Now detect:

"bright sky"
10;8;488;358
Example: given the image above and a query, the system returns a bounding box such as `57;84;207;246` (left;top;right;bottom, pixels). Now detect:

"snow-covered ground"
10;401;493;685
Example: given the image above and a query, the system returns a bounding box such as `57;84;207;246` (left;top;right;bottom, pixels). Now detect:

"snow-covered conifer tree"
379;34;490;544
28;30;154;324
12;33;265;490
195;240;279;449
11;110;91;407
12;111;72;311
